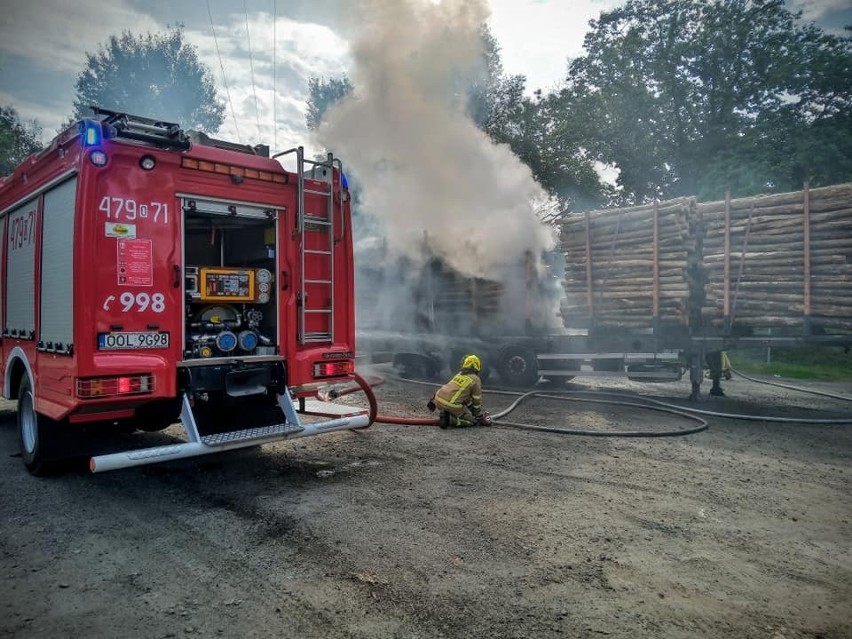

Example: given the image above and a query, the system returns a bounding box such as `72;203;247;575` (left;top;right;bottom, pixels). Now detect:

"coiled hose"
337;371;708;436
337;367;852;434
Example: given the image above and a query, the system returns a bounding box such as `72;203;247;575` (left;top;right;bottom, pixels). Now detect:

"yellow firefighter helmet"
461;354;481;373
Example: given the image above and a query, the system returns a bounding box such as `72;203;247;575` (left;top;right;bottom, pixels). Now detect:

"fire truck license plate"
98;332;170;350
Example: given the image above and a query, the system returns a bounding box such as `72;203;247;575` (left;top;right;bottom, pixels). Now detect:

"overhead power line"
243;0;261;140
207;0;242;142
273;0;277;153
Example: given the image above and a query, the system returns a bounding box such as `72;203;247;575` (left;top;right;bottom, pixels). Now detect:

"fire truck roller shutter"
40;177;77;351
5;198;37;339
0;215;3;328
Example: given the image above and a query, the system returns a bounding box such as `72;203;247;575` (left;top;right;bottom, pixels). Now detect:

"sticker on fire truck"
105;222;137;239
117;238;153;286
98;331;169;350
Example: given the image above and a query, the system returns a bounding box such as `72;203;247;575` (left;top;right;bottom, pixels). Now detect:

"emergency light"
79;119;102;147
89;151;108;167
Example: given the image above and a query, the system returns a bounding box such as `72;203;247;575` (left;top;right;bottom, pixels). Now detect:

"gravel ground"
1;369;851;639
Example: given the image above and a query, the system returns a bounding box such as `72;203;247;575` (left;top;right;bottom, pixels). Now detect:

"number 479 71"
99;196;169;224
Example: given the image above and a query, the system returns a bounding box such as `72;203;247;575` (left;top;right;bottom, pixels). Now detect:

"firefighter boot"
454;414;473;427
438;411;450;429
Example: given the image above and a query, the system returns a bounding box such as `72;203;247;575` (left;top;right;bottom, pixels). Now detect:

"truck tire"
393;352;441;379
17;377;59;476
497;345;539;388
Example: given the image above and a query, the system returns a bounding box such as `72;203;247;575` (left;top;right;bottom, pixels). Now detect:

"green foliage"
733;346;852;380
305;75;354;131
71;26;224;132
556;0;852;203
0;105;43;176
466;27;608;208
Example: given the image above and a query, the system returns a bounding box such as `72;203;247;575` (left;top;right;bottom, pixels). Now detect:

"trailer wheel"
17;377;58;476
497;345;539;388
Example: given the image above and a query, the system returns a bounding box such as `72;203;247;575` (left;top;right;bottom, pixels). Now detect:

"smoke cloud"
315;0;555;279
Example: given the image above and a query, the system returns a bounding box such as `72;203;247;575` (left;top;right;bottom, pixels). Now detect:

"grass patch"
731;345;852;380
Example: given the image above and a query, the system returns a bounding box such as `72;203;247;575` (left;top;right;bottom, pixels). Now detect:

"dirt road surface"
1;370;851;639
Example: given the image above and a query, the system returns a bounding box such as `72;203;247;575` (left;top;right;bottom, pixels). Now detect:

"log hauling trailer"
358;183;852;392
0;109;368;474
556;184;852;395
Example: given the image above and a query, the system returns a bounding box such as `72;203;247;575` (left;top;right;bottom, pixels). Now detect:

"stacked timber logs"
560;182;852;334
560;198;698;329
432;272;504;329
699;183;852;331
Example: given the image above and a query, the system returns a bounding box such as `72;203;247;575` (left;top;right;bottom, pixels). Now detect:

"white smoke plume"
315;0;556;279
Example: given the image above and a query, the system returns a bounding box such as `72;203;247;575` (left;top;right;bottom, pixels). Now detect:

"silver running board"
88;392;370;473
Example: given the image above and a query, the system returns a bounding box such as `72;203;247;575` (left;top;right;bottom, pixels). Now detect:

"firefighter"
427;354;493;428
705;350;732;396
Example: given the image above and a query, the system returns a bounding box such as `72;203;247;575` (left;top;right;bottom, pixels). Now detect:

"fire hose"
333;372;439;427
332;372;710;436
333;368;852;435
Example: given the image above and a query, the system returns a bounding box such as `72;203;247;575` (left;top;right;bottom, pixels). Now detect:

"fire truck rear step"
200;423;305;446
88;391;370;473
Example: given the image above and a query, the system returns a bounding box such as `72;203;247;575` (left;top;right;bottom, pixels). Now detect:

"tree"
466;26;524;140
71;27;224;132
0;106;43;176
553;0;852;202
467;26;607;208
305;76;354;131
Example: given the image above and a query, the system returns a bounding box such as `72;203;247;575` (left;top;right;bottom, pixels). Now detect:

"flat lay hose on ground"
332;371;708;435
325;368;852;434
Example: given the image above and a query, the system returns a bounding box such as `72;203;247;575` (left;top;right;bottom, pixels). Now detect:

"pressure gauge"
258;281;270;294
256;269;272;284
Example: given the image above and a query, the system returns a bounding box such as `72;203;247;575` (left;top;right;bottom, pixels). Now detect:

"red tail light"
313;360;354;379
76;374;154;398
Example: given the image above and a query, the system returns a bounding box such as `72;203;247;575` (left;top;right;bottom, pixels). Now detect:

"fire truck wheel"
496;345;539;388
17;377;59;476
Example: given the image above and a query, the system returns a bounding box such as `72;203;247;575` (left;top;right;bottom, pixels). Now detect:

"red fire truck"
0;108;369;474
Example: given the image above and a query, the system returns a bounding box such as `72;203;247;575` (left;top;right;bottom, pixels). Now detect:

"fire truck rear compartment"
180;203;281;403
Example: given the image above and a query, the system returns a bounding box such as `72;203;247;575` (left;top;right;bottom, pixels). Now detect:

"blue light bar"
79;120;102;147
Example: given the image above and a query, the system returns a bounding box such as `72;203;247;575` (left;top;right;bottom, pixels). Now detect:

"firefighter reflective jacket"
434;370;482;415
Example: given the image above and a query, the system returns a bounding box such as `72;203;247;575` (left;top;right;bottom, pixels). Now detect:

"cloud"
787;0;851;23
486;0;622;93
0;0;161;74
183;11;350;152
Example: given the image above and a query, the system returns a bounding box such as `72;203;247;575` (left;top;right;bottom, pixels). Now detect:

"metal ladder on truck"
280;147;342;345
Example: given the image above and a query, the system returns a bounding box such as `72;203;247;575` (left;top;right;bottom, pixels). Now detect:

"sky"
1;0;848;155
